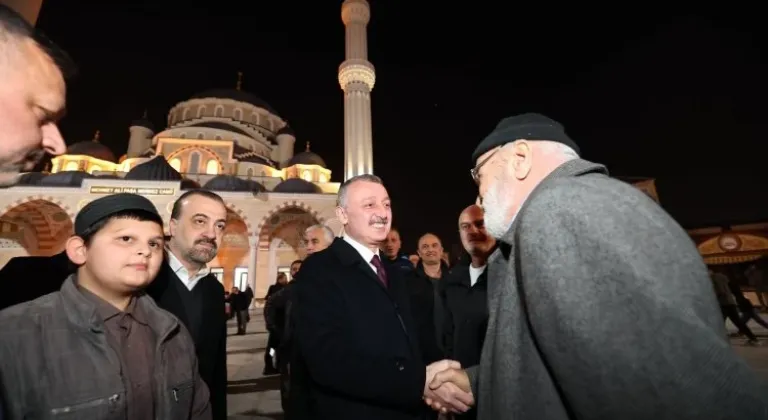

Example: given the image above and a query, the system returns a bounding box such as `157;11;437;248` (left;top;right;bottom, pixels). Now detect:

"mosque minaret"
338;0;376;180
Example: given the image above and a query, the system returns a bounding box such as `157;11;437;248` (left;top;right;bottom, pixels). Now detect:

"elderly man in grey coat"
427;113;768;419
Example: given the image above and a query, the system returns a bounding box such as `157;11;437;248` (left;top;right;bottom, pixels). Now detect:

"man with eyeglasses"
426;113;768;419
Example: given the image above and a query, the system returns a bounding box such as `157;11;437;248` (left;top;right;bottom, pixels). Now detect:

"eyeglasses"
470;147;501;184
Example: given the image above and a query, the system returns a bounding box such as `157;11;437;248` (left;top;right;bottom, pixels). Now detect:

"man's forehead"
459;206;484;223
349;181;389;200
388;230;400;240
419;234;441;246
182;195;227;218
20;39;65;110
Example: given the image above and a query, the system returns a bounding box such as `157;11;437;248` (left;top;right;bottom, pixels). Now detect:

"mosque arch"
214;105;224;117
196;106;206;118
0;198;74;256
167;146;224;175
211;208;251;290
233;108;243;120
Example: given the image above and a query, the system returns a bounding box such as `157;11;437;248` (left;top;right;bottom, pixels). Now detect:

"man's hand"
423;361;474;413
424;367;473;413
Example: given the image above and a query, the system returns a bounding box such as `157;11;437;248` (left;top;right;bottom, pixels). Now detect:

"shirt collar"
166;248;211;278
77;284;147;325
343;234;379;264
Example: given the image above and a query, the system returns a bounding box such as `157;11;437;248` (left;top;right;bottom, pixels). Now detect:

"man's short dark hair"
0;4;77;79
77;209;163;248
170;189;226;220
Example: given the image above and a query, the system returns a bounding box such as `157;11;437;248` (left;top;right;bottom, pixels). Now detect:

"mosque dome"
274;178;322;194
189;88;278;115
67;131;116;162
39;171;93;187
125;156;183;181
203;175;265;193
287;142;326;167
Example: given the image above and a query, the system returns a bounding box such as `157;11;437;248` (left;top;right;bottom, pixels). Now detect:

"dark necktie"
370;255;389;288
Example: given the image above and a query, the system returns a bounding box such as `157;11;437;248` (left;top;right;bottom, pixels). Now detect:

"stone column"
247;236;257;308
339;0;376;180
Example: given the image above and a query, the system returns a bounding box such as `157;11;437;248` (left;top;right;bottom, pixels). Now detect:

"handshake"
423;360;474;414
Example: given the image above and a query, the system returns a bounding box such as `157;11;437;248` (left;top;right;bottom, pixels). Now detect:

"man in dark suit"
0;251;71;310
292;174;473;420
146;189;228;419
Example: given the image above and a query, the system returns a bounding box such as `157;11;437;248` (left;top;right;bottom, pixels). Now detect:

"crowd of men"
1;3;768;420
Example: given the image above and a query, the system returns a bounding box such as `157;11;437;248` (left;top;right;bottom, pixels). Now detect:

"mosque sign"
89;186;175;195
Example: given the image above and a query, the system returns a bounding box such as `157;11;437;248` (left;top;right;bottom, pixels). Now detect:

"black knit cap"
75;193;162;236
471;113;580;163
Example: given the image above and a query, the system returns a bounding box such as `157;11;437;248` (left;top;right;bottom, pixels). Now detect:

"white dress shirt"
343;234;380;274
166;250;211;291
469;264;487;287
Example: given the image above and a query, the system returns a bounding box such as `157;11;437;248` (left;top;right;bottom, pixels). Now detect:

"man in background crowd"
441;204;496;420
381;228;414;273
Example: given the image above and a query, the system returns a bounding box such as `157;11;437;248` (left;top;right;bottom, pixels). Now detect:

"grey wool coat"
466;159;768;420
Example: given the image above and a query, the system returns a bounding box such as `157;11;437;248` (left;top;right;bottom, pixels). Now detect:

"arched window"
319;173;328;183
246;168;254;177
179;132;187;139
302;170;312;181
196;132;204;139
169;158;181;172
188;152;201;174
64;161;79;171
234;109;243;120
214;135;222;140
196;106;206;118
205;159;219;175
182;108;190;120
214;106;224;117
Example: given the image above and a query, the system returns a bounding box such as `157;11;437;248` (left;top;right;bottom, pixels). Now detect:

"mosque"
0;0;377;298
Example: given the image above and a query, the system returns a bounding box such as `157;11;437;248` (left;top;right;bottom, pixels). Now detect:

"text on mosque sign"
89;186;175;195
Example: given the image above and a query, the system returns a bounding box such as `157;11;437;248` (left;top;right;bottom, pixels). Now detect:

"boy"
0;193;211;420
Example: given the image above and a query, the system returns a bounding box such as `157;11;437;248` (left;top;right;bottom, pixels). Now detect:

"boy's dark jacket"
0;275;212;420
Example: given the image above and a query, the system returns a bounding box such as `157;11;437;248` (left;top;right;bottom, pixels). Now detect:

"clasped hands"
423;360;474;413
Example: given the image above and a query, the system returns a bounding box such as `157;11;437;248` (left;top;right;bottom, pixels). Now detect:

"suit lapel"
332;238;390;294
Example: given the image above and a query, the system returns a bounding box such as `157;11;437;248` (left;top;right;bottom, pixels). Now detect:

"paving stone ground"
226;313;768;419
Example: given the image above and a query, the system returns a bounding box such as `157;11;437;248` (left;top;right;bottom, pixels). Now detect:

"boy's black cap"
75;193;163;236
472;113;580;163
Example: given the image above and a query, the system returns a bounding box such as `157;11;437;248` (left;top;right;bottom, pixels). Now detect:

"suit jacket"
0;252;71;311
293;237;427;420
146;262;228;420
466;159;768;420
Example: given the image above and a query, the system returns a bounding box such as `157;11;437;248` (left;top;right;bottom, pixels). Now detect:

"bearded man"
428;113;768;419
146;189;229;420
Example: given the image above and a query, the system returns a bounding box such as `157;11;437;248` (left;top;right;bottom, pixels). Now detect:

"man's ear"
335;206;348;225
65;236;87;265
509;140;533;180
168;218;178;237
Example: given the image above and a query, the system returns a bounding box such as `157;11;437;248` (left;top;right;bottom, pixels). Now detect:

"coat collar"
498;158;607;247
60;274;180;342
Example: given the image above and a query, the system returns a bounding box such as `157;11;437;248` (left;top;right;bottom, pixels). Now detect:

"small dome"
203;175;265;193
181;178;201;190
276;125;295;136
286;142;326;168
274;178;322;194
39;171;93;187
125;156;183;181
16;172;47;186
67;131;116;162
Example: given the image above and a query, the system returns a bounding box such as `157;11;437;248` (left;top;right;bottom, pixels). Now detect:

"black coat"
0;252;71;311
146;262;228;420
292;238;428;420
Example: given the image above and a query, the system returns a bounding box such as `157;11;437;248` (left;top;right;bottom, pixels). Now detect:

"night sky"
36;2;768;254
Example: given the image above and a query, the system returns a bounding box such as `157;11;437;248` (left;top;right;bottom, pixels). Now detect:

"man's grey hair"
0;4;77;78
305;223;335;243
336;174;384;207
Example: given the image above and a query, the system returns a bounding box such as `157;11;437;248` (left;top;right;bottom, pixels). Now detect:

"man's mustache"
369;217;388;225
195;238;217;248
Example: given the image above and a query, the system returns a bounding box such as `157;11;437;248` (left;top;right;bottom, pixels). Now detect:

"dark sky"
36;2;768;254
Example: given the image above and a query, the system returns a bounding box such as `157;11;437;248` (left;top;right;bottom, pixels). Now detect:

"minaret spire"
339;0;375;180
